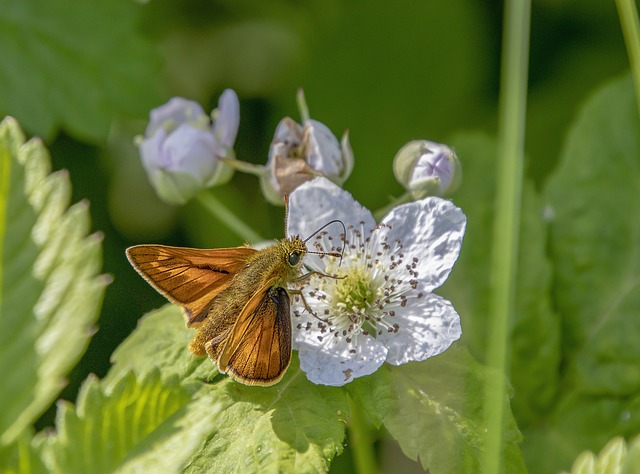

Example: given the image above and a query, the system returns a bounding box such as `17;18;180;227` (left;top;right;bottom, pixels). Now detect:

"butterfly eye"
288;251;301;266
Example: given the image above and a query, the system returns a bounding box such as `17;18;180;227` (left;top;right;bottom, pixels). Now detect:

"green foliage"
442;132;561;424
0;0;162;140
41;371;190;473
0;118;108;448
518;74;640;473
0;1;636;471
349;347;526;473
562;436;640;474
109;306;350;473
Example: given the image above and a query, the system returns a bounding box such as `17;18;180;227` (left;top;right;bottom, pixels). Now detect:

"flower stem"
195;191;264;243
616;0;640;114
297;88;311;123
347;395;377;474
483;0;530;472
220;157;266;177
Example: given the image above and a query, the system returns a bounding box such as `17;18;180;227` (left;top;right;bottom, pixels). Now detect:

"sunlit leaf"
41;371;192;473
349;347;526;473
0;117;108;445
109;306;349;473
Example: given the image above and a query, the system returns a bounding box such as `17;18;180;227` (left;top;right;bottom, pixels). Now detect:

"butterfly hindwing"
126;245;257;325
217;285;292;386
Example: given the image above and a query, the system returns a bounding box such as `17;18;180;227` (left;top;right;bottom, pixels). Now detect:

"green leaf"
0;117;108;445
41;371;193;474
184;366;348;474
109;305;350;473
0;0;162;141
562;435;640;474
0;430;47;474
442;133;561;423
349;347;526;473
106;305;210;385
527;74;640;472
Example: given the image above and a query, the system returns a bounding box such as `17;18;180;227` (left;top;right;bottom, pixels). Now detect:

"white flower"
138;91;239;205
287;178;466;386
260;117;354;204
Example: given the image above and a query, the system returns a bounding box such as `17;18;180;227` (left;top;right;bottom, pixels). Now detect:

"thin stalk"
347;395;377;474
616;0;640;114
195;191;263;243
482;0;531;472
297;88;311;123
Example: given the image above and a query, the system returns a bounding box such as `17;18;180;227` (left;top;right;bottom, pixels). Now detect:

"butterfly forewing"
126;245;256;325
218;286;292;386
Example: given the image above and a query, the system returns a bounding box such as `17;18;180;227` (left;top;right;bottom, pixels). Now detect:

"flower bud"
260;117;353;204
393;140;461;198
138;91;239;205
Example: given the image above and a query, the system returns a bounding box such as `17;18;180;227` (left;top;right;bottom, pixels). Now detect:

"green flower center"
332;265;375;312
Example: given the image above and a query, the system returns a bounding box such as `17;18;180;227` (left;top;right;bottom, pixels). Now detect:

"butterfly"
126;221;343;386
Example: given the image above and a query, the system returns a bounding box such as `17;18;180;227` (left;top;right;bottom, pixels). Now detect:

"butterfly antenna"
303;219;346;267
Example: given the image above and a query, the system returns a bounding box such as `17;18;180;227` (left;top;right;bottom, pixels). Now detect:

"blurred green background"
0;0;632;471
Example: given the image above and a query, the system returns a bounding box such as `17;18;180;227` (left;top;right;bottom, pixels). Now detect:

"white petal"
272;117;303;146
297;335;387;386
379;292;461;365
288;178;376;269
304;119;342;177
379;197;466;291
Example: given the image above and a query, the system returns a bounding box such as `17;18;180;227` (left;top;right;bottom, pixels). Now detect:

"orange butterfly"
127;225;341;386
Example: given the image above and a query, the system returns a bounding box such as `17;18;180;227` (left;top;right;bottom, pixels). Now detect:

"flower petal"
379;197;466;291
304;119;342;177
213;89;240;148
297;334;387;386
288;178;375;243
379;292;461;365
146;97;206;136
162;124;220;178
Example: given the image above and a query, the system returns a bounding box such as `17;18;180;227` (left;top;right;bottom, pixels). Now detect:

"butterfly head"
283;236;307;269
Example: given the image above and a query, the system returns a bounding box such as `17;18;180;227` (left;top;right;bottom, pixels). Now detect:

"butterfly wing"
217;286;292;386
126;244;257;326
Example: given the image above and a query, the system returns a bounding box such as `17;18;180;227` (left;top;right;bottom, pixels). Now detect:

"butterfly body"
126;236;308;386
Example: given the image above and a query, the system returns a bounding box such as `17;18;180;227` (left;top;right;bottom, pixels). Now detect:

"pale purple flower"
138;91;239;205
287;178;466;386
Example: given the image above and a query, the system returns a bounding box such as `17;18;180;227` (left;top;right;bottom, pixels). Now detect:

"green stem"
220;157;266;177
347;395;377;474
195;191;264;243
297;88;311;123
616;0;640;114
483;0;531;472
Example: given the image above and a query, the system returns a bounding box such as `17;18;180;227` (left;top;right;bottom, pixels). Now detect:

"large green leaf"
0;0;162;141
441;133;561;424
527;74;640;472
0;430;47;474
0;117;108;445
41;371;192;474
108;305;350;473
349;347;526;473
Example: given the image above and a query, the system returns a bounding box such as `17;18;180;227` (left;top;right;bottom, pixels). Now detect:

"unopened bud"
393;140;461;198
260;117;353;205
